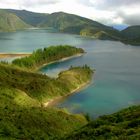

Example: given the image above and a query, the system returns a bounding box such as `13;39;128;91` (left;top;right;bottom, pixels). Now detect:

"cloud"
0;0;139;25
117;11;140;25
123;14;140;25
0;0;61;9
79;0;140;9
20;0;61;7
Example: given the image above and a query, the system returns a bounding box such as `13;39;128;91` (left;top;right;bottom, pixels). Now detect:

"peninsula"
12;45;85;70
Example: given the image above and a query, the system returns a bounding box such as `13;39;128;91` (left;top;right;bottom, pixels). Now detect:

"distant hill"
0;9;31;32
121;26;140;38
80;27;121;41
2;9;116;34
39;12;116;34
120;26;140;45
0;9;140;45
6;9;48;26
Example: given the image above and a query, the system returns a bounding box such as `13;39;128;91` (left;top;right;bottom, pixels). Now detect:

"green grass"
65;106;140;140
0;87;87;140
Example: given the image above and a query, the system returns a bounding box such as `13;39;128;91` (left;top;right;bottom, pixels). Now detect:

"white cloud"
0;0;140;25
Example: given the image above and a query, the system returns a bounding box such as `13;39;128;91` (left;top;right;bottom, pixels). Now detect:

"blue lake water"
0;29;140;118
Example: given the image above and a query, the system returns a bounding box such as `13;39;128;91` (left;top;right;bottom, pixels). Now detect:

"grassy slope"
0;9;31;32
65;106;140;140
0;63;92;139
0;86;87;140
0;63;139;139
0;63;93;102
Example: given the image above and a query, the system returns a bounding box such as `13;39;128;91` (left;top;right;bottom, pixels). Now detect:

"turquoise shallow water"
0;29;140;118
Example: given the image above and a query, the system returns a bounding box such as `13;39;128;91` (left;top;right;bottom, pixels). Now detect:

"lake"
0;29;140;118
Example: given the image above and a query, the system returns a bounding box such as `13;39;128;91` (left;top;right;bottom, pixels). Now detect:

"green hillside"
7;9;48;26
0;9;31;32
121;26;140;38
4;10;117;35
121;26;140;45
0;61;139;139
0;62;93;139
1;45;93;102
80;27;121;40
0;63;93;102
65;105;140;140
38;12;115;34
0;86;87;140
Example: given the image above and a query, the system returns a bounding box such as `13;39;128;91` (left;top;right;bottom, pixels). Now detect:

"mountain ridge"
0;9;140;45
0;9;31;31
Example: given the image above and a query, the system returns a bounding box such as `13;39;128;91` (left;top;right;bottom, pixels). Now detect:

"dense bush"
65;106;140;140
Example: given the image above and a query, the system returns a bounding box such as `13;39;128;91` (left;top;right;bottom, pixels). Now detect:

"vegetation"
120;26;140;45
80;27;121;40
0;9;31;32
0;61;93;139
0;62;93;101
12;45;84;69
0;8;140;139
0;86;87;140
6;9;48;26
65;105;140;140
38;12;113;32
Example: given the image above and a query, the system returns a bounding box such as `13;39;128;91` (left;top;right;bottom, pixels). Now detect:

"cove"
0;29;140;118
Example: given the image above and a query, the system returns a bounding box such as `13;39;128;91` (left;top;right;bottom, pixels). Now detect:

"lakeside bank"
43;79;93;107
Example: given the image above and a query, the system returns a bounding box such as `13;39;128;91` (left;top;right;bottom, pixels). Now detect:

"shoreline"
36;53;85;71
43;80;92;107
0;52;90;108
0;53;31;58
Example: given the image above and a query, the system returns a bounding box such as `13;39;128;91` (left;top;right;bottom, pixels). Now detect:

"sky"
0;0;140;26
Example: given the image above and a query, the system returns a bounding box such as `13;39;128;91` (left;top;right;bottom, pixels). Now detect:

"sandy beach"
0;53;31;58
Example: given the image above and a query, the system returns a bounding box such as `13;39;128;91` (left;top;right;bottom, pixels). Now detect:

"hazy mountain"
113;24;128;31
121;25;140;38
120;26;140;45
0;9;31;32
